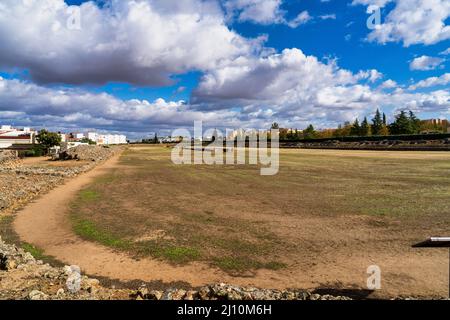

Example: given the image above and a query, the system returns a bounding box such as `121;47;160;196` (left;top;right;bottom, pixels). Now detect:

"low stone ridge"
281;139;450;151
0;236;352;300
58;145;120;162
132;284;352;301
0;150;18;165
0;146;121;213
0;236;131;300
0;167;64;212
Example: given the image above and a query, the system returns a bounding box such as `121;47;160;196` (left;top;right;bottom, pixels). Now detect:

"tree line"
274;109;448;140
142;133;159;144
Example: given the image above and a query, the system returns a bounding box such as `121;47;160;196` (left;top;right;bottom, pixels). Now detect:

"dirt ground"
13;146;450;299
19;156;90;168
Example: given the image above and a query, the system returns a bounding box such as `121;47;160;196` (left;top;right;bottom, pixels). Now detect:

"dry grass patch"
69;146;450;276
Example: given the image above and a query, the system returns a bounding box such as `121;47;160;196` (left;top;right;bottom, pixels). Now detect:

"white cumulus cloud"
0;0;259;86
0;76;242;136
224;0;285;25
354;0;450;47
409;73;450;90
410;55;445;71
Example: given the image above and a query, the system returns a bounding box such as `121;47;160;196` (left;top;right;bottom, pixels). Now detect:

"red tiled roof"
0;135;31;140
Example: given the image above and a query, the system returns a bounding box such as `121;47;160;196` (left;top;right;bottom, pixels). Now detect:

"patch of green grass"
21;242;64;267
79;189;99;202
160;246;201;263
135;240;201;264
72;217;131;250
22;243;46;260
0;215;64;267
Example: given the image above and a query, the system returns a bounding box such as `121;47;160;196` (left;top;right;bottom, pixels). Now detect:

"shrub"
25;145;45;157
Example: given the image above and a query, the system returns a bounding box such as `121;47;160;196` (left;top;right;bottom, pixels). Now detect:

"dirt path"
19;156;50;165
13;154;251;288
13;151;449;298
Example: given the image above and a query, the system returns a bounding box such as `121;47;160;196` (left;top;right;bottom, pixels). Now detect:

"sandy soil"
19;156;89;168
13;149;450;299
19;156;51;165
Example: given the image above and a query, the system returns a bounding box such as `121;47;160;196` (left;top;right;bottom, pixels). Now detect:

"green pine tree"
350;119;361;136
389;111;413;134
409;111;421;134
287;128;294;140
303;124;316;139
371;109;383;135
360;117;372;136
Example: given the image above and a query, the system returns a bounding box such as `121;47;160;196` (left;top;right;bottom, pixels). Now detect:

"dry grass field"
68;146;450;297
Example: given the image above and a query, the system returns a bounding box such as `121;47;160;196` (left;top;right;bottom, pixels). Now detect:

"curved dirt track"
13;149;449;297
13;153;292;289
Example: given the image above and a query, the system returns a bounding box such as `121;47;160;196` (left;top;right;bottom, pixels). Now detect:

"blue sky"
64;0;446;101
0;0;449;138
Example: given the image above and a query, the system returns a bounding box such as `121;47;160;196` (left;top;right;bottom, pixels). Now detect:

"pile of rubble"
58;145;120;162
0;237;130;300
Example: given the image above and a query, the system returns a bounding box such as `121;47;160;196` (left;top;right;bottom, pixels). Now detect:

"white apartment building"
0;125;36;149
0;125;127;150
75;133;85;140
86;132;98;142
85;132;127;145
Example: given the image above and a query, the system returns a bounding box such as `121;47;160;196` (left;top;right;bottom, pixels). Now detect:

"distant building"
159;136;183;143
75;133;85;140
0;125;36;149
86;132;98;142
226;129;271;141
58;132;67;143
67;132;127;146
92;133;127;145
422;119;448;126
0;126;128;149
421;119;449;134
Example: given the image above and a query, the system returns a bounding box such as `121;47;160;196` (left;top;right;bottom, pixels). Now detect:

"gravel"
0;146;120;214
